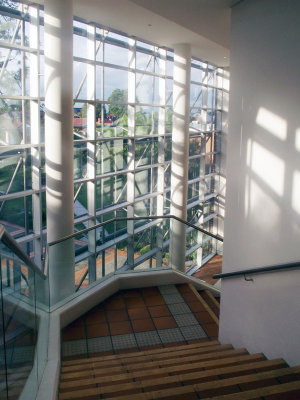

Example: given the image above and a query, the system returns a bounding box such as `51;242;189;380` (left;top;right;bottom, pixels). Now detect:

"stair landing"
61;284;218;359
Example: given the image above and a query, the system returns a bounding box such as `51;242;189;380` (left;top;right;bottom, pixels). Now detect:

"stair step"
61;344;233;373
205;379;300;399
62;339;219;367
61;348;249;378
60;358;287;395
61;352;265;382
59;365;300;400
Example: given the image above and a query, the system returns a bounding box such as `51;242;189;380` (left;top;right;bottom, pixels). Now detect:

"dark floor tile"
148;305;171;318
106;309;128;322
187;301;207;313
109;321;133;335
202;323;219;337
128;307;150;320
86;323;109;338
105;296;126;310
141;287;160;297
131;319;155;332
121;289;141;298
125;297;146;309
144;295;165;307
194;311;215;324
176;284;191;294
181;292;199;302
85;310;106;325
62;325;86;341
153;316;176;330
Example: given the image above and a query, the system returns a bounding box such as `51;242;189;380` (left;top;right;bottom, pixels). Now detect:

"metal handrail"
213;261;300;280
0;215;222;283
0;225;46;279
47;214;224;246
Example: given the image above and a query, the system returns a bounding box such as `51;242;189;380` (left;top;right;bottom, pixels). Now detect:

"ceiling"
38;0;232;66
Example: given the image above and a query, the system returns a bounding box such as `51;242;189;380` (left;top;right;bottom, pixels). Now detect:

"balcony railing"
0;215;223;399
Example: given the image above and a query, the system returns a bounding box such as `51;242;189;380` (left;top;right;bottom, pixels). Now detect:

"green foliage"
107;89;127;120
140;244;150;255
78;103;107;120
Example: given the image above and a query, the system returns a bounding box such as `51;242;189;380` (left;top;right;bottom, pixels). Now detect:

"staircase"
59;285;300;400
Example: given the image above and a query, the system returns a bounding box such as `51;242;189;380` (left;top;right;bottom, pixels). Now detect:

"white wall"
219;0;300;366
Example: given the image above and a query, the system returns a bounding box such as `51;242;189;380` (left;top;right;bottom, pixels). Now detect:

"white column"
156;48;166;267
170;44;191;272
29;5;42;267
87;24;97;282
45;0;74;305
127;37;136;269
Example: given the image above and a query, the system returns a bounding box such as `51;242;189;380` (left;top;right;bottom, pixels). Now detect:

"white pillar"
170;44;191;272
45;0;74;305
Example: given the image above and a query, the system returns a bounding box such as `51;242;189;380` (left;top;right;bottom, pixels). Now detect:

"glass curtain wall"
0;1;225;279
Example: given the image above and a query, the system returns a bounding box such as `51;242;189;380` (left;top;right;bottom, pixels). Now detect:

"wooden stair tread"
62;339;219;367
60;352;265;381
59;366;300;400
61;344;233;372
61;348;248;374
203;379;300;399
59;359;289;395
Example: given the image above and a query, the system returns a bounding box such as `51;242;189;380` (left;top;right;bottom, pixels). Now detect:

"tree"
78;103;107;120
107;89;127;120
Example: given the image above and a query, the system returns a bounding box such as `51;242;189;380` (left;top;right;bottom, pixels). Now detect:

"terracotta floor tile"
128;307;150;320
106;309;129;322
125;297;146;309
131;318;155;332
85;310;106;325
86;323;109;338
187;301;207;313
176;284;191;294
202;323;219;337
194;311;215;324
62;325;86;341
141;287;160;297
66;317;85;328
148;305;171;318
105;297;126;310
153;316;176;330
109;321;133;335
181;292;198;302
121;289;141;298
144;295;165;307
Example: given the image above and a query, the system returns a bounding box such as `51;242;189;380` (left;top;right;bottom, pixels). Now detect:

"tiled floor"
62;284;218;359
193;255;222;285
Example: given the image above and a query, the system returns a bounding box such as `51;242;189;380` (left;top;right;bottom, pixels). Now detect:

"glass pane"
104;68;128;101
